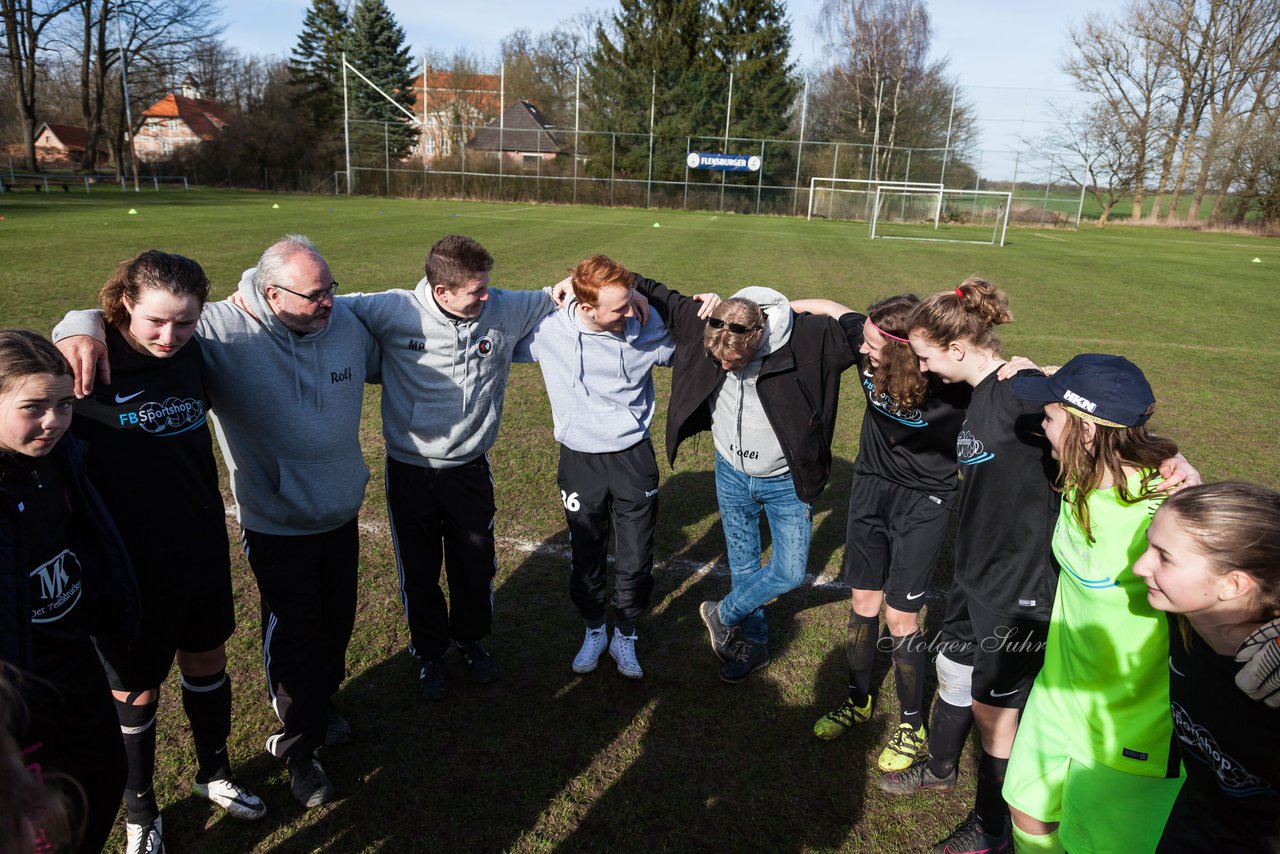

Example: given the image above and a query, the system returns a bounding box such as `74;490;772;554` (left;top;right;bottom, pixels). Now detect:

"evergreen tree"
584;0;721;182
711;0;796;139
345;0;416;159
289;0;351;128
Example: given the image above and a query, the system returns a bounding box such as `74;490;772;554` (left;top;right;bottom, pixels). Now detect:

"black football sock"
117;694;159;822
182;668;233;783
890;630;927;729
846;610;879;704
925;699;972;780
974;752;1010;835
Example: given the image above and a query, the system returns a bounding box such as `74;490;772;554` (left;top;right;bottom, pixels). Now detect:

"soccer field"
2;190;1278;851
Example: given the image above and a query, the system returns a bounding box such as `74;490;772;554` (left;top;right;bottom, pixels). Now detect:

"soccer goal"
870;187;1012;246
807;177;945;223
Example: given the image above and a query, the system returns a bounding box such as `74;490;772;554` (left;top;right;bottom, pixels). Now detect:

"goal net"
807;178;944;223
870;187;1012;246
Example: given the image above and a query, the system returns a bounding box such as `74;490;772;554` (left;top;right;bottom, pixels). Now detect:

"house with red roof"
133;75;232;162
34;123;106;166
410;68;501;161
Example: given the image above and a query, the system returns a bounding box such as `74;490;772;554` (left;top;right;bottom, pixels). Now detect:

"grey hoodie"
341;278;553;468
710;286;794;478
52;269;381;536
513;298;675;453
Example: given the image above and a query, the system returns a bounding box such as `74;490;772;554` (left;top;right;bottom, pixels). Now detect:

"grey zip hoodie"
341;278;553;468
710;286;793;477
513;298;675;452
52;269;381;535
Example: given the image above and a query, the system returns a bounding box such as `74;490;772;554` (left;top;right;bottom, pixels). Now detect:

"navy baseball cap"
1011;354;1155;428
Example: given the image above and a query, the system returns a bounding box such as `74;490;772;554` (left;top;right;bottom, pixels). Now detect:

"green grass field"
2;190;1278;852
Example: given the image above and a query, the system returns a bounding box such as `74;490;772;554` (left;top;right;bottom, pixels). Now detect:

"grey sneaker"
288;755;336;808
877;759;958;795
325;705;353;746
699;600;733;662
608;629;643;679
719;631;770;683
572;626;609;674
125;816;164;854
193;777;267;820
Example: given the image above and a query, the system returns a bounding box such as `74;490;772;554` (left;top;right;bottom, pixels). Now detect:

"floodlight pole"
342;52;351;194
792;77;808;215
935;83;957;230
646;71;656;209
573;65;580;205
113;1;139;192
871;79;884;182
427;56;432;169
720;71;733;212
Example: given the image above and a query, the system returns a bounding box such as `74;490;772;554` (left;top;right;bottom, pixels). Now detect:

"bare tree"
1;0;79;170
1042;101;1141;227
1185;0;1280;220
1063;2;1173;220
812;0;974;183
500;12;597;127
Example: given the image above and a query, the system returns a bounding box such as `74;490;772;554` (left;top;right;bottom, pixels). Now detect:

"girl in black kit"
793;295;970;774
1133;483;1280;853
72;252;265;851
888;278;1195;854
0;329;137;854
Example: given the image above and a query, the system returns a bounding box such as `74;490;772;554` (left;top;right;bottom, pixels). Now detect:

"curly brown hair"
865;294;928;410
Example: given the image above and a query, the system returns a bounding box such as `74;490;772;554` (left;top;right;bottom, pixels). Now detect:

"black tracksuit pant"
386;455;497;662
242;519;357;761
558;441;659;626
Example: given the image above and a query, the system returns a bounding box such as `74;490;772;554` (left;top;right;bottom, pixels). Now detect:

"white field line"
224;507;950;600
1028;232;1067;242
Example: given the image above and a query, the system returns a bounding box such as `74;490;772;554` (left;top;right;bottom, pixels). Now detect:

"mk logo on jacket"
407;339;425;352
956;428;994;465
29;548;82;623
863;375;926;427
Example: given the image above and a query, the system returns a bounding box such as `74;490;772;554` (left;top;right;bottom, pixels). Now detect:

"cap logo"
1062;389;1096;413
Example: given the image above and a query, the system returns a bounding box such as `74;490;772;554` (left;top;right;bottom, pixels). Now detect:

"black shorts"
842;474;952;613
934;582;1048;710
96;564;236;691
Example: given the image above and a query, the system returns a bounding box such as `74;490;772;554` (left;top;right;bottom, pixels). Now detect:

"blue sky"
215;0;1101;179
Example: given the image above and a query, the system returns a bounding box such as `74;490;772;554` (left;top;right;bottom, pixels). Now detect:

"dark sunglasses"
706;317;763;335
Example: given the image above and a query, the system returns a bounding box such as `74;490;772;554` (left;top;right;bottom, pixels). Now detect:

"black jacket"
634;274;856;503
0;435;139;672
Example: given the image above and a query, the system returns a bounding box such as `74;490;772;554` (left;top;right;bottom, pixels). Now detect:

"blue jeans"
714;454;813;645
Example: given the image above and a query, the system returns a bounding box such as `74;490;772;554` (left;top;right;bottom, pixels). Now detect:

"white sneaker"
572;626;609;673
193;776;267;820
125;815;164;854
609;629;643;679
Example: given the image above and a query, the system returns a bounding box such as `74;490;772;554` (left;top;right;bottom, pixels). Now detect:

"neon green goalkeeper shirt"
1024;470;1179;778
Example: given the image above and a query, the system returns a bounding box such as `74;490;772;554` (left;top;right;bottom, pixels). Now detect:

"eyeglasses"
273;282;340;303
706;317;763;335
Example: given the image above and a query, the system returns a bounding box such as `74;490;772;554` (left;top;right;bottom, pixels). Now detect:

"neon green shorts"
1005;735;1183;853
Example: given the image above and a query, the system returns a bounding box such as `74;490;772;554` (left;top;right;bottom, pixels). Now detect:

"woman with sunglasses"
630;274;857;683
